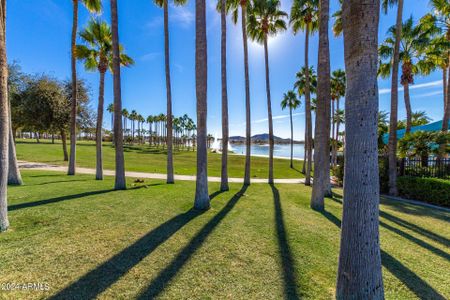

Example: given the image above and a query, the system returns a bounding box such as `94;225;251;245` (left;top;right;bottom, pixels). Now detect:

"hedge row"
397;176;450;208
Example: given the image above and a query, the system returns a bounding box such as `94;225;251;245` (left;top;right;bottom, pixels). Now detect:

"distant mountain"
229;134;303;144
229;136;246;142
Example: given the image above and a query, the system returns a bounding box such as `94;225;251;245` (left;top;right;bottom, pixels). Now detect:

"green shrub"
332;164;344;186
397;176;450;207
379;156;389;194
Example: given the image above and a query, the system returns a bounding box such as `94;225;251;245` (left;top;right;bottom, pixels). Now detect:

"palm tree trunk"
0;0;9;232
443;67;447;111
7;92;22;185
388;0;404;196
302;129;306;173
289;107;293;168
110;0;126;190
8;125;22;185
311;0;331;210
194;0;209;210
305;25;313;186
61;130;68;161
220;0;229;191
403;83;412;134
242;3;251;186
95;71;106;180
336;1;384;297
331;99;336;167
263;36;274;184
335;98;340;165
443;65;450;132
164;1;174;183
68;0;78;176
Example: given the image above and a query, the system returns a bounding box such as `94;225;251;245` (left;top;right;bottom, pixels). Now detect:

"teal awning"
382;120;450;144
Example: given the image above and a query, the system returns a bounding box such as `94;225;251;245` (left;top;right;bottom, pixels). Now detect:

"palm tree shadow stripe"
137;185;248;299
8;189;115;211
380;211;450;247
270;184;301;300
49;209;202;300
321;209;446;299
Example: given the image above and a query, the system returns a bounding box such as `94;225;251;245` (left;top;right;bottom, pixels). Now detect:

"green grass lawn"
1;171;449;299
16;139;305;179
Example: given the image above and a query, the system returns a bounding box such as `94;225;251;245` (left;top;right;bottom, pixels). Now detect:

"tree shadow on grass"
270;184;301;300
379;221;450;261
136;185;248;299
320;208;446;299
329;198;450;254
33;179;92;186
380;197;450;222
49;208;205;300
379;210;450;247
8;189;115;211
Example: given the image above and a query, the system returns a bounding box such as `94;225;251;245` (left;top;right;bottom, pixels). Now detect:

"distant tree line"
9;62;94;160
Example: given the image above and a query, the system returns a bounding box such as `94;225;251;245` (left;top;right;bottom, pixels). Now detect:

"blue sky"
7;0;443;139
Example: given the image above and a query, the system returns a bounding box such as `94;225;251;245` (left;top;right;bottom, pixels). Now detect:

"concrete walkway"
18;161;306;184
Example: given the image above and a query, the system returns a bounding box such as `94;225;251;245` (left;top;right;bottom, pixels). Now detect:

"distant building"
382;120;450;145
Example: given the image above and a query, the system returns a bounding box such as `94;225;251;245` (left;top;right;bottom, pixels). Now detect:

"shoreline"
227;151;305;161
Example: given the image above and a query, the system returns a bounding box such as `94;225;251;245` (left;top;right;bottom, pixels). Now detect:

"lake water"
230;143;306;160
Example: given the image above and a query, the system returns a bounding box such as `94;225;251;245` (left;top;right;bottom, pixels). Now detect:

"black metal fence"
399;157;450;180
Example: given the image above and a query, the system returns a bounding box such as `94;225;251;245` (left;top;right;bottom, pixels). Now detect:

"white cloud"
171;6;194;28
415;90;443;98
253;112;304;124
144;6;193;30
140;52;161;61
379;80;443;95
145;16;163;29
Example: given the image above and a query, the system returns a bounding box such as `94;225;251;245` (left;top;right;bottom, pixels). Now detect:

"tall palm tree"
147;115;154;145
130;110;138;142
8;120;22;185
330;69;345;166
379;16;431;133
107;103;114;130
76;19;133;180
420;2;450;134
68;0;102;176
331;0;343;37
228;0;252;185
247;0;287;184
294;66;317;174
310;0;331;210
290;0;319;186
153;0;187;184
0;0;9;232
385;0;404;196
138;114;145;143
281;90;301;168
110;0;126;190
219;0;229;191
194;0;210;209
336;0;384;297
122;108;129;138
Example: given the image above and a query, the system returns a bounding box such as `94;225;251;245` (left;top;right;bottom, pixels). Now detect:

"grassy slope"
1;171;449;299
15;139;305;179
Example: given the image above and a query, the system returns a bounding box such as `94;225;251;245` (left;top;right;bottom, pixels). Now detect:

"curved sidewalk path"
18;161;306;184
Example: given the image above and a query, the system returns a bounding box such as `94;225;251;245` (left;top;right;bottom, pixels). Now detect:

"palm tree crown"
281;90;301;110
247;0;288;43
153;0;187;7
294;66;317;96
331;69;346;101
289;0;319;34
76;19;134;74
81;0;102;13
378;16;431;83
